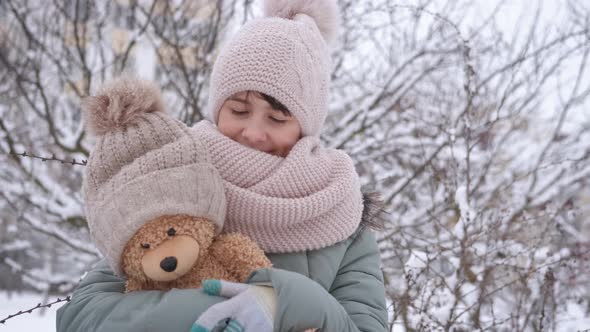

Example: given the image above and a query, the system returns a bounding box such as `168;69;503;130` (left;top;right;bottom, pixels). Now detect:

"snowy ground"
0;291;59;332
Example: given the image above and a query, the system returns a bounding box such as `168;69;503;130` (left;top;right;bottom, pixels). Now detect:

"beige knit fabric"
82;79;226;277
191;121;363;253
207;15;331;137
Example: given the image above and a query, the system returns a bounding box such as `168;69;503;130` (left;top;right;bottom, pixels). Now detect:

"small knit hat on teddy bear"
82;77;226;276
207;0;341;137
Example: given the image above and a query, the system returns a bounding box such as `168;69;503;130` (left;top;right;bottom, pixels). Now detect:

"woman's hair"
247;91;291;117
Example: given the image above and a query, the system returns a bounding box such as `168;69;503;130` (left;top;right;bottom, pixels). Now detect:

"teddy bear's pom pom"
263;0;340;44
82;77;165;136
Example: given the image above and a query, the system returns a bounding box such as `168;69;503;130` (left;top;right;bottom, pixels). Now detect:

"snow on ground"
0;291;59;332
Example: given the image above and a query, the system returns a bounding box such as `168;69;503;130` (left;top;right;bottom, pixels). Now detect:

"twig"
0;296;71;324
9;151;87;166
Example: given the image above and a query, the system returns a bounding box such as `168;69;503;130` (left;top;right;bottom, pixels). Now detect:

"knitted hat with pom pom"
207;0;341;137
82;77;226;277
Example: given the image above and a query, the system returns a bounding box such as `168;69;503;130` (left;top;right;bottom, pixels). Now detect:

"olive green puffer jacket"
56;226;387;332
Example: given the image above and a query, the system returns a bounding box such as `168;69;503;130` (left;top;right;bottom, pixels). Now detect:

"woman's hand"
191;280;276;332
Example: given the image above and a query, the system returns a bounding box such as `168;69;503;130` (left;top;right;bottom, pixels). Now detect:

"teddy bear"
122;214;272;292
81;77;271;292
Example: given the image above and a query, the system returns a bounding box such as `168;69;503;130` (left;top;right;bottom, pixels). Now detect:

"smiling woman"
217;91;302;157
56;0;390;330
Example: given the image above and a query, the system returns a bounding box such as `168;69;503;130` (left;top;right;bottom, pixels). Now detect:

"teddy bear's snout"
140;235;201;282
160;256;178;272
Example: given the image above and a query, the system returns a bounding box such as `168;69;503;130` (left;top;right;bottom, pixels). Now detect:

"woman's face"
217;91;302;157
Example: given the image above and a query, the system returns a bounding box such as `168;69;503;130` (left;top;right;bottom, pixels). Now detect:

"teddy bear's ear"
82;77;166;137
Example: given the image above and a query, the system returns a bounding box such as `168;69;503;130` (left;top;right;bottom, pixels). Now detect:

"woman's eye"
270;117;287;123
231;109;247;116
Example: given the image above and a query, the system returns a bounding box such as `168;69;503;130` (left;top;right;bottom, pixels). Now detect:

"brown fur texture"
82;77;165;136
122;215;271;292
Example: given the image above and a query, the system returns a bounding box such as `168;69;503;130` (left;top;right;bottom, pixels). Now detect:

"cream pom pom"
263;0;341;44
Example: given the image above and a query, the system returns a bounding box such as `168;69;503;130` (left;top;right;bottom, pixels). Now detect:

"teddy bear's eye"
167;228;176;236
141;243;150;249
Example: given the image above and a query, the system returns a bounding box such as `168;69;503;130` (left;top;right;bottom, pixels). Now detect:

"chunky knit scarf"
191;121;363;253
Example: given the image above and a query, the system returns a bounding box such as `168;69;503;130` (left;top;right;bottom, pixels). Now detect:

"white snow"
0;291;60;332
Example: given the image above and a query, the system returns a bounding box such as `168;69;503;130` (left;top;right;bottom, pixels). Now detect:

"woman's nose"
241;123;266;143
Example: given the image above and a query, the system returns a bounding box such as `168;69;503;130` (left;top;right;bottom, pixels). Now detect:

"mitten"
191;280;276;332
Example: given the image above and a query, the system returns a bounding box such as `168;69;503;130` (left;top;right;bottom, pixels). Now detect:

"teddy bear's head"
121;214;215;284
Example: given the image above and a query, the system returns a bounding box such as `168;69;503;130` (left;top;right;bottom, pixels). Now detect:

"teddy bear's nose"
160;256;178;272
